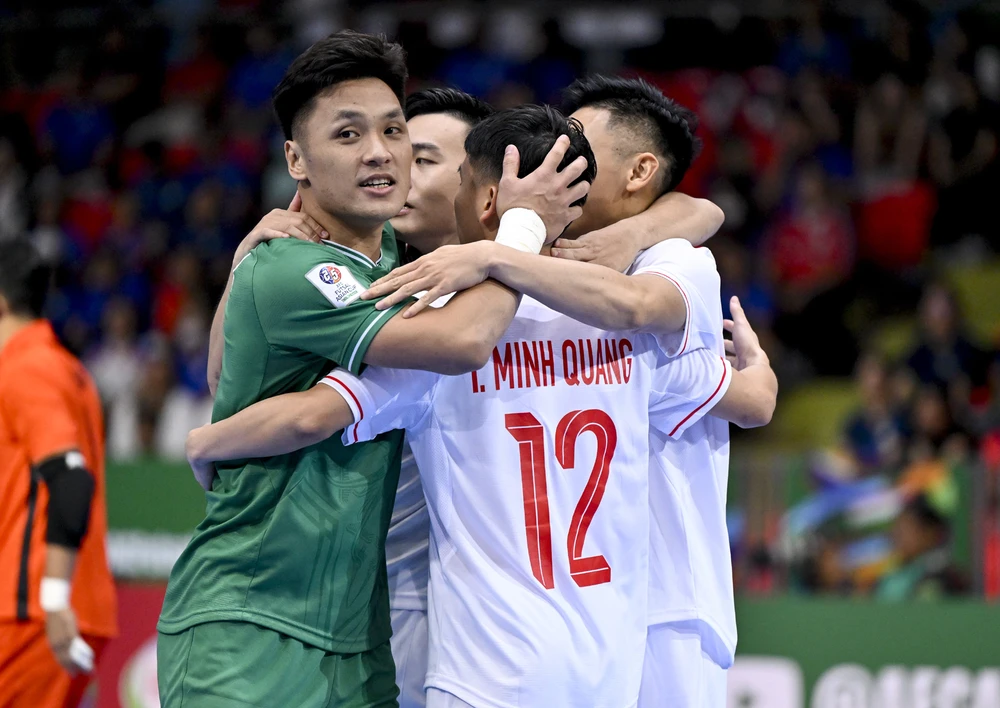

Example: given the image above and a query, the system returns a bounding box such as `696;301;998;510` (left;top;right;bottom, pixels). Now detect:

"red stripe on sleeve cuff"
669;356;729;437
322;374;364;443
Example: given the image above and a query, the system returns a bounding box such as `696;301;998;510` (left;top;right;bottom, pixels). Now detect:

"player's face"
390;113;470;244
288;78;411;228
453;157;495;244
564;106;626;238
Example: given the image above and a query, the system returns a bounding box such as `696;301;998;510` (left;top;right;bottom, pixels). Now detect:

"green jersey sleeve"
251;240;406;375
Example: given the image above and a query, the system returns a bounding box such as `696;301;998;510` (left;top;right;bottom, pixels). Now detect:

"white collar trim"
321;239;383;268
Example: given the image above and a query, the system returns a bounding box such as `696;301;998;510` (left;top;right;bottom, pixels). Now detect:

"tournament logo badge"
306;263;364;308
319;266;342;285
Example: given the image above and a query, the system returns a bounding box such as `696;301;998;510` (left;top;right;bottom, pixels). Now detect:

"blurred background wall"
2;0;999;705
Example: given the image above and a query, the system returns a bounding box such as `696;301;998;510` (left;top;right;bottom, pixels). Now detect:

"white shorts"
391;608;429;708
638;620;727;708
426;688;476;707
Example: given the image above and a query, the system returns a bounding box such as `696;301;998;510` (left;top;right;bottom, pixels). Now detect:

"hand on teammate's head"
495;137;590;240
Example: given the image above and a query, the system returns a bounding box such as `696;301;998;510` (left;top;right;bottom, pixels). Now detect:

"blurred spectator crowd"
1;1;999;592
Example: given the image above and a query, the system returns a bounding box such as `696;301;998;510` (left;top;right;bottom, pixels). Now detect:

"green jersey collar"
321;239;383;268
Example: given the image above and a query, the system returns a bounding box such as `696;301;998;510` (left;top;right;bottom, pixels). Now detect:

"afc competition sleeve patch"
304;263;365;309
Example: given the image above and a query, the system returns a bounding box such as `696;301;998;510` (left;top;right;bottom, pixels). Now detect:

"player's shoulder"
632;238;716;270
631;240;719;288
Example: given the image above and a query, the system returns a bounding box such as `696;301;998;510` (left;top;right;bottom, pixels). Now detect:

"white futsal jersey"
322;297;731;708
386;440;430;611
628;240;737;667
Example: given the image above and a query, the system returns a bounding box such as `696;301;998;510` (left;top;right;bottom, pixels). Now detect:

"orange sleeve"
0;358;81;465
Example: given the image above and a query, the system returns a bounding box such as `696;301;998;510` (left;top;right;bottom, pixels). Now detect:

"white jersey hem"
647;609;737;666
426;674;640;708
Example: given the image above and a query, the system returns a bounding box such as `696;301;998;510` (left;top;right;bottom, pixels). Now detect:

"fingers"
300;215;328;241
726;354;739;367
364;262;421;298
724;339;736;355
539;134;571;174
285;225;315;243
402;289;442;319
565;206;584;224
730;296;747;322
556;154;590;188
288;191;302;212
552;238;585;250
373;278;432;311
258;228;290;241
500;145;521;183
564;180;590;206
551;246;586;261
723;319;735;332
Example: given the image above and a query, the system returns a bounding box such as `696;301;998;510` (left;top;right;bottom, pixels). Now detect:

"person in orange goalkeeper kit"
0;239;117;707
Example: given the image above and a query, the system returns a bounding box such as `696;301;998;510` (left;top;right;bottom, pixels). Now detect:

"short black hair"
464;105;596;207
405;87;494;127
562;75;701;194
0;239;50;318
272;30;408;141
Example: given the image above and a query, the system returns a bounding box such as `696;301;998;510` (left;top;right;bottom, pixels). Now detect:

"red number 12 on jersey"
505;410;618;590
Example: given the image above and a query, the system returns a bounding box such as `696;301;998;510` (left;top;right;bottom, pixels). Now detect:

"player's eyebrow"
330;108;404;123
331;109;365;122
412;142;441;154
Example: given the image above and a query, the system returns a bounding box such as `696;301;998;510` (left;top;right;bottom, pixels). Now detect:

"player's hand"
551;223;642;273
45;608;94;674
186;426;217;491
232;193;328;270
724;296;768;371
363;241;495;316
495;136;590;240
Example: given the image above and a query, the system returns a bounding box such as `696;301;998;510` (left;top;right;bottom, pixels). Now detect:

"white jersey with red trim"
321;297;731;708
385;438;429;611
627;240;737;667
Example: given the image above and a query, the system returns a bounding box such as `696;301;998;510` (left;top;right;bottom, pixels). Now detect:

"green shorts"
157;621;398;708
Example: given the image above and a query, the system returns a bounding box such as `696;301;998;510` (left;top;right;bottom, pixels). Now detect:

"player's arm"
207;193;325;396
186;384;353;490
709;297;777;429
0;368;97;673
187;367;437;490
365;239;687;335
363;138;590;374
551;192;724;272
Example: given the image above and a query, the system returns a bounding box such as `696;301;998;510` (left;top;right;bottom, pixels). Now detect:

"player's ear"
625;153;660;194
285;140;309;184
479;185;500;229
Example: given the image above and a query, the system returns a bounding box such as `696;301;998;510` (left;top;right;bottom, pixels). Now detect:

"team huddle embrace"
166;29;779;708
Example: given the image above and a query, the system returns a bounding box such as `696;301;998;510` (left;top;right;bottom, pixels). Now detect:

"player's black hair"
0;239;50;318
404;88;494;127
272;30;408;141
562;75;701;194
464;104;596;208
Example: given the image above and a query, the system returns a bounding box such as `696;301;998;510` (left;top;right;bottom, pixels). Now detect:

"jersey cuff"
318;369;373;445
668;356;732;438
343;300;410;375
632;268;692;357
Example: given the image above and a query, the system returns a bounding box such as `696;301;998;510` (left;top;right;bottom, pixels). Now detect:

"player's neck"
0;315;36;353
313;212;385;263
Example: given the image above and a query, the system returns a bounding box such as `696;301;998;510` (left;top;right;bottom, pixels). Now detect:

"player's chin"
358;203;407;225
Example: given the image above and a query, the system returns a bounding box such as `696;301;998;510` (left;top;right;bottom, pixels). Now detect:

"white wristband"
40;577;71;612
495;208;546;254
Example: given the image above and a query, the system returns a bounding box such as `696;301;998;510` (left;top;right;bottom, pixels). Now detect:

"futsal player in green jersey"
156;31;591;708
